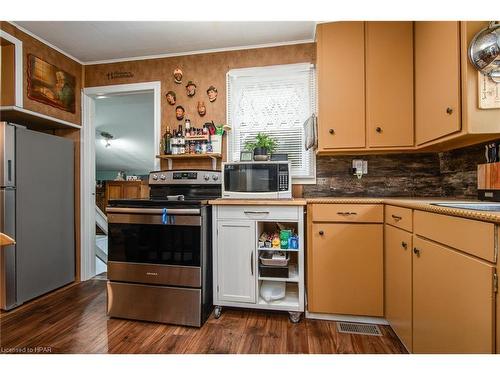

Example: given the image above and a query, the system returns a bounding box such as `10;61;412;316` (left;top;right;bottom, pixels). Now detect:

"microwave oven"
222;161;292;199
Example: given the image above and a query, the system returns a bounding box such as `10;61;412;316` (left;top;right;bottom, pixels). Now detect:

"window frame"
225;63;316;184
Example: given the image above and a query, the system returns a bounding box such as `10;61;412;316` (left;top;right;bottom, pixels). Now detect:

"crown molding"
8;21;84;65
82;39;315;66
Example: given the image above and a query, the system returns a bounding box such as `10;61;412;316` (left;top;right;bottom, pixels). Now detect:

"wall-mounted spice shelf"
156;153;222;170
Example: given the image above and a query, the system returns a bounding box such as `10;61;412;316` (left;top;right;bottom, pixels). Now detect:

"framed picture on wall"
27;54;76;113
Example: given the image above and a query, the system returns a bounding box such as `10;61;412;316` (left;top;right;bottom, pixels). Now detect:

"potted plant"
244;133;278;161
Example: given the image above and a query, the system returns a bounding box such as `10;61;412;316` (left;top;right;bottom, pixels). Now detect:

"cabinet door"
122;183;141;199
415;22;461;145
366;22;414;147
308;223;383;316
412;236;495;353
385;225;413;352
317;22;365;150
106;183;123;200
216;221;256;304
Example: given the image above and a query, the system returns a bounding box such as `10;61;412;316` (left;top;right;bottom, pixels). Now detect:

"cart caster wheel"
214;306;222;319
289;312;301;323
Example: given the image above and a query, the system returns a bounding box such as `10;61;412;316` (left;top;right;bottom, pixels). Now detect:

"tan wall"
84;43;316;132
0;22;83;125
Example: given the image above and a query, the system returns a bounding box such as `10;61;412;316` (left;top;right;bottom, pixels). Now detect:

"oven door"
107;207;203;287
223;163;278;194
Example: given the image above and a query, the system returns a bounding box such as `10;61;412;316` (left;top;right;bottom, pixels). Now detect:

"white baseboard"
306;311;388;325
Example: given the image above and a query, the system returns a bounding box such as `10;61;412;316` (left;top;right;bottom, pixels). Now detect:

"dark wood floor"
0;279;407;354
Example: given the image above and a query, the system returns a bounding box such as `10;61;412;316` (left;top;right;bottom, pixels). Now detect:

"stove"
106;170;221;327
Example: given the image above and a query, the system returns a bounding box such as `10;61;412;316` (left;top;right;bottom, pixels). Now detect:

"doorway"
81;82;161;280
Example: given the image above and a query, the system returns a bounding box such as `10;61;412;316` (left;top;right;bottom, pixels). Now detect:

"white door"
216;220;256;303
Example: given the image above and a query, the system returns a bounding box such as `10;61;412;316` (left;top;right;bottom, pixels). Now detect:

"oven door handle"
106;207;201;215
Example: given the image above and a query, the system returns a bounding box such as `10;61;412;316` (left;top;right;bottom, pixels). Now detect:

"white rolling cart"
211;203;305;323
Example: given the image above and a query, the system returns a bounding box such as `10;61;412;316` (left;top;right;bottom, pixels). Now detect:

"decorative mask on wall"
165;90;176;105
175;105;185;120
173;68;183;84
185;81;197;97
197;101;206;117
207;85;218;102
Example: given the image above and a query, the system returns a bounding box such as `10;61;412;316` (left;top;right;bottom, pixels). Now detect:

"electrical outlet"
352;159;368;179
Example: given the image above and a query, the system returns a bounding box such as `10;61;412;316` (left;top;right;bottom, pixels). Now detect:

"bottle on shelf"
185;119;191;135
177;124;185;154
164;126;172;155
171;128;177;155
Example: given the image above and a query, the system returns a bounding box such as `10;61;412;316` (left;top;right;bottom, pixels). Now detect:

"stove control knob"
203;174;210;181
160;174;166;180
152;174;158;181
212;174;219;181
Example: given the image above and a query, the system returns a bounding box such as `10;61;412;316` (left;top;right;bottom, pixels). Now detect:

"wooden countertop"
305;197;500;223
209;198;307;206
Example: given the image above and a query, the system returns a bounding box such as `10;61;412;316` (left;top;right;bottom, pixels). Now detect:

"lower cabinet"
308;223;383;316
216;220;256;304
384;224;413;352
412;236;496;354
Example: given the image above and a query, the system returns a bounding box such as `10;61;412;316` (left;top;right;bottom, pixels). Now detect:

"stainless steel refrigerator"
1;122;75;310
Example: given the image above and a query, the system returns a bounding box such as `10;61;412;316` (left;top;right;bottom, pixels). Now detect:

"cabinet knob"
401;241;408;249
413;247;421;257
446;107;453;115
329;129;335;134
376;126;382;133
319;230;324;236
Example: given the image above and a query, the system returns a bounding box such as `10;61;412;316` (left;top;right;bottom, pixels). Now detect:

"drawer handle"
337;211;358;216
244;211;269;215
413;247;421;257
319;230;324;236
401;241;408;250
391;214;402;221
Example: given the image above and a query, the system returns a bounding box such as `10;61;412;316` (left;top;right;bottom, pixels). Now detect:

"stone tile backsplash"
304;140;498;198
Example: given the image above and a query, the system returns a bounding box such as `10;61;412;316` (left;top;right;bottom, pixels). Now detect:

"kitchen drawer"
107;281;202;327
414;210;496;262
310;204;383;223
217;205;300;221
385;205;413;232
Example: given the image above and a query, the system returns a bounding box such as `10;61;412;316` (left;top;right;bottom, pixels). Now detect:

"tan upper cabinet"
366;22;414;147
317;21;414;152
414;21;500;149
317;22;366;150
415;22;461;145
412;236;495;353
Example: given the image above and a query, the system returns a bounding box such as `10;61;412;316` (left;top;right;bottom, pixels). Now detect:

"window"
227;63;316;182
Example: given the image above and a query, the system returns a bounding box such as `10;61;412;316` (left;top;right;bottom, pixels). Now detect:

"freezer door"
15;127;75;304
0;122;15;187
0;187;17;310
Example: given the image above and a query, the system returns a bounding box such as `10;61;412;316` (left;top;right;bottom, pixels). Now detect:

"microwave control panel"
278;164;289;191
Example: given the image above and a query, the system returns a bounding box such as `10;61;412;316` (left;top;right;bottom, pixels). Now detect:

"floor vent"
336;322;382;336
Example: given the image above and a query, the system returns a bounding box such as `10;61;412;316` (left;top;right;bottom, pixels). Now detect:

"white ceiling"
95;92;155;175
13;21;316;64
